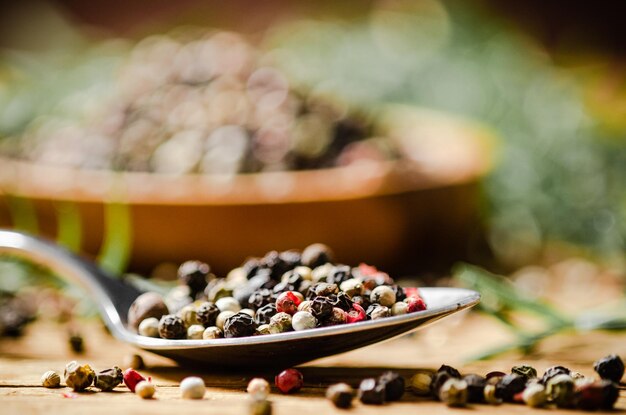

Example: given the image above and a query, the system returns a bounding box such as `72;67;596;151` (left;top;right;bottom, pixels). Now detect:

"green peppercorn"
326;383;354;408
64;361;95;391
439;378;468;407
409;372;432;396
95;366;123;391
593;354;624;383
546;373;575;408
511;364;537;380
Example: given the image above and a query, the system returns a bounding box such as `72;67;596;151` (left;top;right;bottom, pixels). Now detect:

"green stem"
6;196;39;234
97;202;132;276
55;202;82;252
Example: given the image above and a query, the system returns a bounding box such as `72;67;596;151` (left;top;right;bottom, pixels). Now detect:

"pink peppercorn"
406;297;426;313
123;368;146;392
346;303;366;323
275;368;304;394
358;263;378;276
403;287;420;299
276;291;301;315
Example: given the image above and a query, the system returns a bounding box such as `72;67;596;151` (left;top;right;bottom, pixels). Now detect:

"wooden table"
1;311;624;414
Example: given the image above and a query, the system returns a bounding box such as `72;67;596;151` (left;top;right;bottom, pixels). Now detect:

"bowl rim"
0;107;493;206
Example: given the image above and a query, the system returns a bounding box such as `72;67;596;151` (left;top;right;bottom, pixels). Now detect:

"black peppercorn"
223;312;258;338
158;314;186;339
310;296;334;321
378;371;405;401
390;285;407;302
326;383;354;408
242;257;262;279
254;303;277;325
248;289;275;311
178;260;211;299
68;332;85;354
326;265;352;286
512;364;537;380
438;365;461;379
485;371;506;382
306;283;338;299
359;378;386;405
540;365;570;385
431;372;452;399
282;269;305;288
495;374;526;402
260;250;295;280
279;250;302;270
593;354;624;383
327;292;353;312
351;295;371;310
272;281;297;295
463;374;486;403
301;243;334;268
576;379;619;410
196;302;220;327
95;366;123;391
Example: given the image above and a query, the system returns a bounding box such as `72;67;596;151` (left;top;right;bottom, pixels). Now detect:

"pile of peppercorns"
128;243;427;340
320;355;624;410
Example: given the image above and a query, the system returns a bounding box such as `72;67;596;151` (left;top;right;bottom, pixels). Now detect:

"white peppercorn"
409;372;432;396
180;304;200;327
202;326;223;339
522;382;547;408
247;378;270;400
391;302;408;316
546;373;574;408
138;317;160;337
240;308;256;318
311;263;334;283
216;310;236;330
293;266;313;281
187;324;205;339
297;300;313;313
291;311;317;331
439;378;468;407
180;376;206;399
483;384;502;405
41;370;61;388
370;285;396;307
216;297;241;313
340;279;364;297
135;381;156;399
256;324;271;335
269;312;292;333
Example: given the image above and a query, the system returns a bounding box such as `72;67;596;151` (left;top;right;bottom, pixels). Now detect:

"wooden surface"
1;311;625;414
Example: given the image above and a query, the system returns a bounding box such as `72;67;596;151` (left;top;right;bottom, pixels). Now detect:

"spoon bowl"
0;230;480;368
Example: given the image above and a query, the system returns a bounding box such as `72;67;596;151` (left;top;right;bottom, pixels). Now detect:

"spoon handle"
0;229;141;328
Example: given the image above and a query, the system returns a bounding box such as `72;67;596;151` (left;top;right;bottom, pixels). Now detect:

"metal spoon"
0;230;480;368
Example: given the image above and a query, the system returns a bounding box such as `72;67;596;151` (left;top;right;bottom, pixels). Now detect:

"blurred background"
0;0;625;358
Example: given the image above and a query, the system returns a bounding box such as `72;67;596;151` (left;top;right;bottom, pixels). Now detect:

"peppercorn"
512;364;537;380
350;295;371;310
41;370;61;388
123;354;145;370
301;243;334;268
256;324;271;335
390;285;406;302
248;289;275;311
216;296;241;313
127;292;169;331
297;300;312;313
593;354;624;383
406;297;427;313
281;269;305;289
166;285;194;313
391;302;408;316
439;378;468;407
366;304;391;320
463;374;486;403
123;368;146;393
138;317;160;337
95;366;123;391
370;286;396;307
269;312;292;333
178;260;211;299
310;296;334;321
224;312;258;338
359;378;386;404
135;380;156;399
327;292;352;311
483;383;502;405
431;372;452;399
576;379;619;410
495;374;526;402
216;311;236;330
249;399;273;415
306;283;338;299
247;378;270;400
292;311;317;331
180;376;206;399
339;279;364;298
255;303;277;325
326;383;354;408
275;291;301;315
275;368;303;394
68;332;85;354
540;365;570;384
203;326;223;339
323;307;347;326
378;371;404;401
187;324;205;339
241;308;256;318
522;382;547;408
179;304;200;327
158;314;186;339
260;251;292;280
546;373;575;408
485;370;506;381
346;303;366;323
63;361;95;391
272;281;296;295
437;365;461;378
327;265;352;286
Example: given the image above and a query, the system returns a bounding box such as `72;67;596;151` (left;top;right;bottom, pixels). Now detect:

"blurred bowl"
0;105;494;276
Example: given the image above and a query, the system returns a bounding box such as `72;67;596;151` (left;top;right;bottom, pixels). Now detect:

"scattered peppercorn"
439;378;468;407
377;371;404;401
409;372;433;396
95;366;123;391
359;378;386;405
463;374;486;403
326;383;354;409
249;398;273;415
135;380;156;399
275;369;303;394
224;312;258;338
127;292;169;331
496;374;526;402
540;365;570;385
483;383;502;405
593;354;624;383
576;379;619;411
247;378;270;400
180;376;206;399
431;371;453;400
41;370;61;388
512;364;537;380
64;361;95;391
522;382;547;408
158;314;186;339
546;373;575;408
